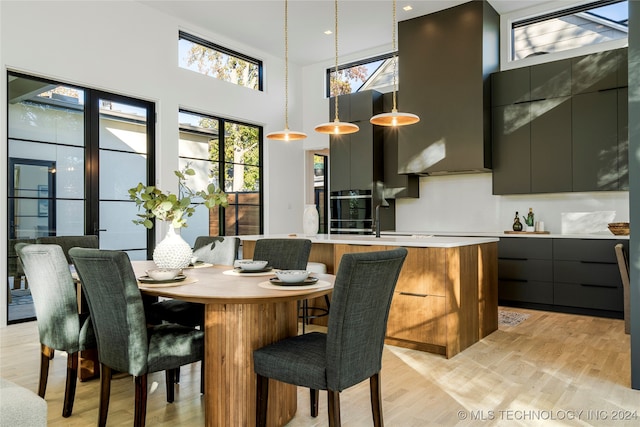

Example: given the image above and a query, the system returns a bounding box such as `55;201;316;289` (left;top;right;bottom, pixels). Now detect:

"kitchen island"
240;234;499;358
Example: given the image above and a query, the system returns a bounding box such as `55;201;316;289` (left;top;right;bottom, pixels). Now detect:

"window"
511;0;627;62
325;53;395;97
178;31;263;91
178;109;262;245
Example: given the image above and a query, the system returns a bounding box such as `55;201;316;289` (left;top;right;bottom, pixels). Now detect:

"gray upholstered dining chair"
69;248;204;427
15;243;96;418
36;235;99;264
253;247;408;427
192;235;240;265
252;238;312;270
252;238;321;332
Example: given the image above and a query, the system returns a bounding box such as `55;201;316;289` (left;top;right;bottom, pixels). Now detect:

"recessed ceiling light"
403;5;413;12
324;30;332;35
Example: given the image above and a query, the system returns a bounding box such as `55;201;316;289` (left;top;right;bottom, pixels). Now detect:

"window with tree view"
325;53;395;97
178;110;262;242
178;31;263;91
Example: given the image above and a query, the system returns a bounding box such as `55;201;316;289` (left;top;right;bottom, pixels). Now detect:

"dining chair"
253;247;408;427
614;243;631;334
252;238;321;331
7;238;35;303
15;243;96;418
36;235;99;264
69;247;204;427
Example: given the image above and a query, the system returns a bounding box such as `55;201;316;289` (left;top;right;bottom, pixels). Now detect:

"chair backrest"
16;244;83;352
615;243;631;334
69;247;149;376
325;248;407;392
8;238;36;277
36;235;99;264
192;236;240;266
252;238;312;270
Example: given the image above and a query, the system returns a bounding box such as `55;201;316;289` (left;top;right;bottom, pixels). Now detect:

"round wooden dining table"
132;261;335;427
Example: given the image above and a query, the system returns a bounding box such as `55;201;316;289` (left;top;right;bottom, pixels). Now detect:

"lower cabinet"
334;243;498;358
498;237;627;317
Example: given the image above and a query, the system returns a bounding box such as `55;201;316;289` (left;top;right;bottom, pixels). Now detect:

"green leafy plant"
128;166;228;229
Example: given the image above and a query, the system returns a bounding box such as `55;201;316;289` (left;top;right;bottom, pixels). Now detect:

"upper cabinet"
397;0;499;175
329;90;383;193
492;47;628;195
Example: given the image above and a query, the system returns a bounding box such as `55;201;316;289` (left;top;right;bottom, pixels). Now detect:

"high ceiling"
140;0;554;66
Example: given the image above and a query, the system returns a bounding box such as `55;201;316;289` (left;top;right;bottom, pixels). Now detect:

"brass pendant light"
370;0;420;127
266;0;307;141
315;0;359;135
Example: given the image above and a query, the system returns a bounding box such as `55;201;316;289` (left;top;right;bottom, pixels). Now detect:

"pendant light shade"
315;0;359;135
370;0;420;127
267;0;307;141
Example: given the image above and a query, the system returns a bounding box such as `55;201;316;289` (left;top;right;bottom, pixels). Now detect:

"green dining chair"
69;247;204;427
16;243;96;418
253;248;407;427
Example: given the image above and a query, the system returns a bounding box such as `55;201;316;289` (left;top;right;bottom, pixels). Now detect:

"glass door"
94;94;153;259
6;72;155;323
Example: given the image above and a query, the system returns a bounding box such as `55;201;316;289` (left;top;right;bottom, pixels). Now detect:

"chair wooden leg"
134;374;148;427
370;373;384;427
200;360;205;394
327;389;341;427
38;344;54;397
62;351;79;417
175;366;180;383
256;374;269;427
99;364;113;427
310;388;319;417
165;369;176;403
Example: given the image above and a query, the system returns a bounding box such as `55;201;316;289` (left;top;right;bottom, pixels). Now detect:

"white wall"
0;0;307;325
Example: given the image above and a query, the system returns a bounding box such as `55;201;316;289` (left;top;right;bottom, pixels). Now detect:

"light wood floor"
1;307;639;426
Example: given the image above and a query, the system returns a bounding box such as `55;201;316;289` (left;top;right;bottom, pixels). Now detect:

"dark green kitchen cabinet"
492;97;572;194
329;90;383;193
572;49;621;95
530;97;572;193
530;59;572;100
492;47;628;195
572;89;622;191
491;67;530;107
398;0;498;174
492;103;531;195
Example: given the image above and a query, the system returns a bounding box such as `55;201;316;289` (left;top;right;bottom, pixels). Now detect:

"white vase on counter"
153;225;193;269
303;204;319;237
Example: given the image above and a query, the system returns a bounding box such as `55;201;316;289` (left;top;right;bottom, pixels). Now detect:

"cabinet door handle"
579;260;613;265
580;283;617;289
399;292;429;297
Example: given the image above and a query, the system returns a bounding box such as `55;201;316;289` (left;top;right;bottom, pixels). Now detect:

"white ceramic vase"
303;204;319;237
153;226;193;269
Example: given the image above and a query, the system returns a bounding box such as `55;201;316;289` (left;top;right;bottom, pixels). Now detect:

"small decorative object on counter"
512;212;523;231
523;208;535;232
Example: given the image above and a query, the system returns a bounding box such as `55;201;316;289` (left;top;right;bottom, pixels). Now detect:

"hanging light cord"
333;0;340;121
284;0;290;130
392;0;398;111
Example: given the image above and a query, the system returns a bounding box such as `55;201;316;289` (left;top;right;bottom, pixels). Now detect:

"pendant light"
370;0;420;127
266;0;307;141
315;0;359;135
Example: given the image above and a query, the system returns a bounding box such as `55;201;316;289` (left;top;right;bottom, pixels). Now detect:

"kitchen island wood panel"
242;236;498;358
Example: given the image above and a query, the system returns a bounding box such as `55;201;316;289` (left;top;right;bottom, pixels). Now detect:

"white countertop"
383;231;629;240
238;234;499;248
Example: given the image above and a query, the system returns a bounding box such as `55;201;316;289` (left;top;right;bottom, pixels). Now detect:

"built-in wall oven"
329;190;373;234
